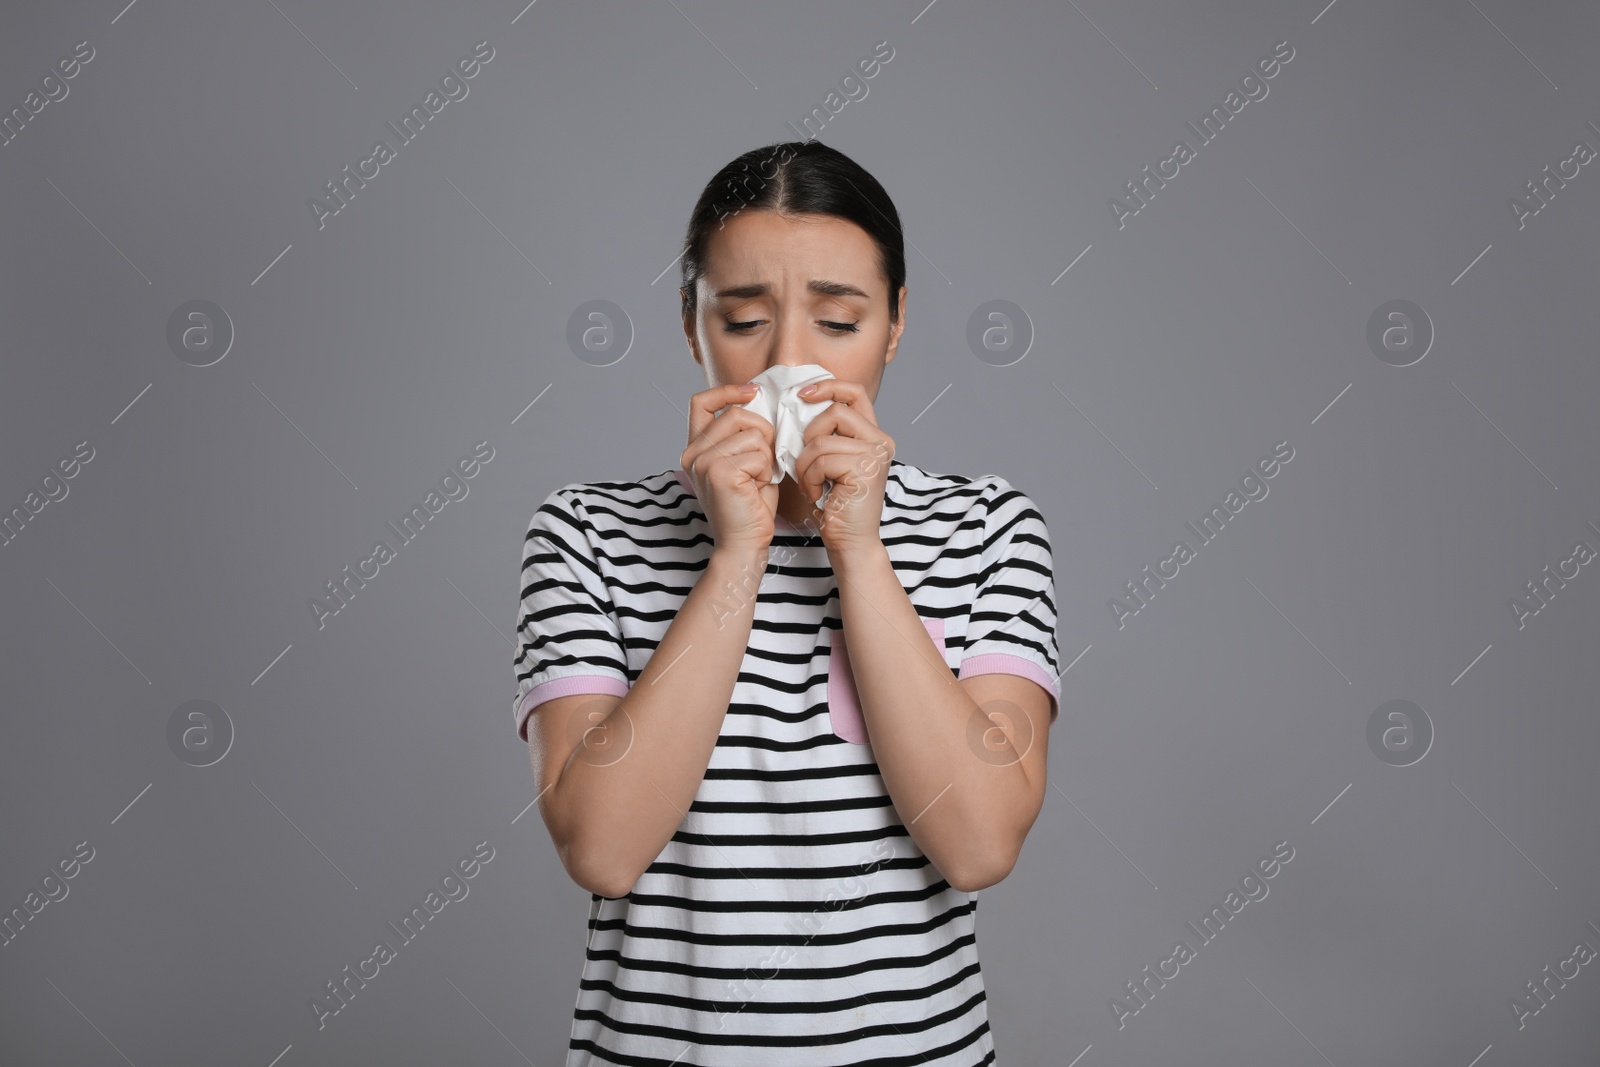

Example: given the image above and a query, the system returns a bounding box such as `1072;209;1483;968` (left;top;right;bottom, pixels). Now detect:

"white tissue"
738;364;837;484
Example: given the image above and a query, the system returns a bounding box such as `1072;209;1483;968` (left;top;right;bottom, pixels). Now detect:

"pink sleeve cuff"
515;675;630;741
959;653;1060;724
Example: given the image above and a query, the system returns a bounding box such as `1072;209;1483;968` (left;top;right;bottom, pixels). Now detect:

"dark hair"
679;140;906;327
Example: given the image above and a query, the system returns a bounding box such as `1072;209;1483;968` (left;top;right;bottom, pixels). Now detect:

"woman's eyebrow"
714;279;871;300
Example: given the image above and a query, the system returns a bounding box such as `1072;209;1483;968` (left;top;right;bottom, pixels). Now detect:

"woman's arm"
528;543;770;899
832;543;1053;893
780;377;1058;893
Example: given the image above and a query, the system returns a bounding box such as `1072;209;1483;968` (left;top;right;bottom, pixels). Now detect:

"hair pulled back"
679;140;905;327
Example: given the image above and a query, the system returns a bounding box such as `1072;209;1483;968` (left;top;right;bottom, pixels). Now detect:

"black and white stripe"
514;459;1059;1066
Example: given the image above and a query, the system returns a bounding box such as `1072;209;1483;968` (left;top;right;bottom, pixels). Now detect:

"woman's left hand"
791;378;896;556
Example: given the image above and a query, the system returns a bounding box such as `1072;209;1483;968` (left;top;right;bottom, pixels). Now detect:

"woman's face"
682;210;906;401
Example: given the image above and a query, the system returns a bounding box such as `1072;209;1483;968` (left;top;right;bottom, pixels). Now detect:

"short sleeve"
512;487;630;742
957;477;1062;724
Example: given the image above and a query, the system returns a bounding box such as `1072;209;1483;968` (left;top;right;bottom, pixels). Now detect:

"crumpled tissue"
737;364;837;485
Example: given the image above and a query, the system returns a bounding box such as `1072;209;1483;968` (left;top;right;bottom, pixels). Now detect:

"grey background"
2;0;1597;1064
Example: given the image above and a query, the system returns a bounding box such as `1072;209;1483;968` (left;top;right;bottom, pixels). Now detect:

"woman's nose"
769;342;814;370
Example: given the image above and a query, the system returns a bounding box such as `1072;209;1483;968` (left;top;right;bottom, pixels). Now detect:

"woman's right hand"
682;382;778;556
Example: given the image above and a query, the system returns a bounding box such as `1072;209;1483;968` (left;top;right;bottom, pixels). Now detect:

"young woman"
515;140;1061;1066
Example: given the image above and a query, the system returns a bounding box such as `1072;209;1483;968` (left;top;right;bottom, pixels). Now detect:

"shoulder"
885;459;1024;521
537;468;683;524
528;469;702;570
886;462;1051;573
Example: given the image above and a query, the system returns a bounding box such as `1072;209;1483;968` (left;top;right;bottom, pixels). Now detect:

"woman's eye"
721;320;860;334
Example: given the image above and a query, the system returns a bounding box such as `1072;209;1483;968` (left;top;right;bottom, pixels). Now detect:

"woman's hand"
790;378;896;557
682;382;780;556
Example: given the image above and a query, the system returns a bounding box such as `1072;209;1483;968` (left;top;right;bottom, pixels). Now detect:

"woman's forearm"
555;545;770;898
832;542;1032;891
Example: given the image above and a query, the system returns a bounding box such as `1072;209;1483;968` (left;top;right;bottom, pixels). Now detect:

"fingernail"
798;384;816;396
742;383;759;393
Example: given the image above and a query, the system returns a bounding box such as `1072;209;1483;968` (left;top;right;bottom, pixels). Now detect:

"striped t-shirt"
513;458;1060;1066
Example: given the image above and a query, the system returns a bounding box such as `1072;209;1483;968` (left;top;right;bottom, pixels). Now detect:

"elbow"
946;841;1020;894
591;869;640;901
541;792;644;899
543;792;638;898
563;841;639;900
585;874;637;900
949;859;1012;894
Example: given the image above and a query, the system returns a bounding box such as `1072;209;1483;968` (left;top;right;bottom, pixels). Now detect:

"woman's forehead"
702;214;880;292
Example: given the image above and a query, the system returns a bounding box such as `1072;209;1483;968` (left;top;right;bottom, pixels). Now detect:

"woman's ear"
680;293;702;367
883;284;907;366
